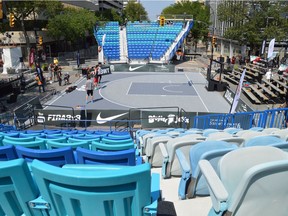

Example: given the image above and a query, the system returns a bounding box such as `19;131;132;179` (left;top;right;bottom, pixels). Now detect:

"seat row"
0;144;141;166
0;158;159;216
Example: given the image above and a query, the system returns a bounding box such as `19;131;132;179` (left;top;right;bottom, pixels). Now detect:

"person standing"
97;63;103;84
57;70;62;86
85;75;94;103
35;63;45;91
35;74;45;93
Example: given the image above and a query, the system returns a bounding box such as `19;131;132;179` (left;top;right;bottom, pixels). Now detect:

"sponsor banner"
223;87;253;113
230;69;246;114
98;65;112;76
14;97;42;123
267;38;275;59
33;108;194;128
111;64;175;72
141;111;193;128
34;109;140;127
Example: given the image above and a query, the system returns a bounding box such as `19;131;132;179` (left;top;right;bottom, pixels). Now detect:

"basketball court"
44;71;231;113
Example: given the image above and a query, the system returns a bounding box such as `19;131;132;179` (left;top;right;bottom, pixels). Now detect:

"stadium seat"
30;160;160;216
0;158;41;216
160;137;203;178
91;140;135;151
0;144;18;161
46;140;90;150
199;146;288;216
2;139;47;149
15;145;75;167
176;140;238;199
3;135;35;142
145;135;172;167
76;147;141;166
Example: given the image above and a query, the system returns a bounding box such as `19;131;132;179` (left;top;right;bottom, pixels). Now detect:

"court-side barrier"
193;108;288;130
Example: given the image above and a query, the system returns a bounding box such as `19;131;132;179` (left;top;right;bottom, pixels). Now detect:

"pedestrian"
279;91;288;128
93;65;99;89
57;70;62;86
265;69;273;82
35;74;45;93
53;64;59;82
53;57;58;65
97;62;103;84
48;63;54;83
85;75;95;103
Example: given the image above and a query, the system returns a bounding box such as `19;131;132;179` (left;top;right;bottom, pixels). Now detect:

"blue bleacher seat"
30;160;160;216
15;145;75;166
76;147;141;166
0;144;18;161
0;158;41;216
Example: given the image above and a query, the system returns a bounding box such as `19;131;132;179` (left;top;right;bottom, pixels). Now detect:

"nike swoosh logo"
96;112;128;124
129;65;144;71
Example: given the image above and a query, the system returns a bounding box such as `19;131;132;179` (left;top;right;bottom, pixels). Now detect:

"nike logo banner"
96;112;128;124
129;65;145;71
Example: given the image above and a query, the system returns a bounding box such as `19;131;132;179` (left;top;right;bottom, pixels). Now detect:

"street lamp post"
207;7;216;81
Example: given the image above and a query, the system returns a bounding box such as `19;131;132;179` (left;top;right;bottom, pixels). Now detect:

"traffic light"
38;36;43;45
0;1;3;20
159;16;165;27
212;36;216;47
9;13;15;27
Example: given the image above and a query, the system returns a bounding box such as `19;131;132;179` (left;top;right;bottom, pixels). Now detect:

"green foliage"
218;1;288;50
123;0;148;21
162;1;210;48
47;8;97;42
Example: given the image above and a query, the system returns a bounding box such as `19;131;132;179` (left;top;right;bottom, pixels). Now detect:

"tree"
123;0;148;22
162;0;210;52
4;0;63;55
217;1;288;54
46;8;97;51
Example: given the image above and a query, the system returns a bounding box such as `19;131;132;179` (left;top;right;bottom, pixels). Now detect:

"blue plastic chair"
101;137;133;144
0;158;41;216
76;147;141;165
15;146;75;167
30;160;160;216
2;139;47;149
0;145;18;161
244;135;284;147
3;135;35;142
91;140;135;151
176;140;238;199
46;140;90;150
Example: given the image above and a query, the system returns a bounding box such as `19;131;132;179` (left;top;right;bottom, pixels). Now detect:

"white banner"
98;34;106;63
230;69;246;114
261;39;266;55
267;38;275;59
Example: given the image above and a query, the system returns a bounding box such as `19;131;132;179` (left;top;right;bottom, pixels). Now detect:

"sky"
140;0;175;21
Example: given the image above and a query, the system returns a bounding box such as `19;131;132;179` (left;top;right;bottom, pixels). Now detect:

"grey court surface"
45;71;231;113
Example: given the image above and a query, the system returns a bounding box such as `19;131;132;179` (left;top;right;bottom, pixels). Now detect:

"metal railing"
193;108;288;130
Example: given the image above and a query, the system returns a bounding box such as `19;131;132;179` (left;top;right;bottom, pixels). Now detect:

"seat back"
31;160;152;216
91;140;134;151
2;139;47;149
219;146;288;216
0;145;18;161
3;136;35;142
76;147;137;165
47;140;90;150
189;140;237;196
101;137;133;144
15;145;75;166
244;135;284;147
166;137;202;177
0;158;41;216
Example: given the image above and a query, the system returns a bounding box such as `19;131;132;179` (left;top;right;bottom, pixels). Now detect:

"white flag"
102;34;106;46
230;69;246;114
267;38;275;59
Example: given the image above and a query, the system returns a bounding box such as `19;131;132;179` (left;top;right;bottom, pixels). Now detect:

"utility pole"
207;7;215;82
